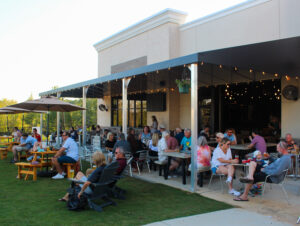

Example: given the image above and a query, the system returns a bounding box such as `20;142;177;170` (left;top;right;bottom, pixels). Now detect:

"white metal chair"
133;150;151;175
261;169;289;204
124;152;133;177
208;170;226;193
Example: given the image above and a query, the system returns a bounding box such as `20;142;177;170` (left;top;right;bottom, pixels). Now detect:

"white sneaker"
52;173;64;179
229;189;241;196
62;172;66;176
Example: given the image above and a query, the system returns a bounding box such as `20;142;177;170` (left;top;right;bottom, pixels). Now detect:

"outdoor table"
31;150;57;171
207;140;218;147
163;151;191;185
287;153;300;180
0;136;13;143
230;144;254;163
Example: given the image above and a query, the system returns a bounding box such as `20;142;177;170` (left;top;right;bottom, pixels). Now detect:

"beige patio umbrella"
8;96;85;144
0;106;46;131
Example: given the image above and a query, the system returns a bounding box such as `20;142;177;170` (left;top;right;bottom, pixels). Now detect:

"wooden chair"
15;162;42;181
63;160;80;178
0;147;8;160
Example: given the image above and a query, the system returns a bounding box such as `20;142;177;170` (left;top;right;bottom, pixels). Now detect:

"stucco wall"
179;92;191;129
179;0;300;56
97;23;180;77
281;77;300;138
97;96;111;127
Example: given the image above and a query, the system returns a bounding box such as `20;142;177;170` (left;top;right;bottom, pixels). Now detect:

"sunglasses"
115;152;119;154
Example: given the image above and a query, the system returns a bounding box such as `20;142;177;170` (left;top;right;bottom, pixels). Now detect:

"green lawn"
0;154;232;226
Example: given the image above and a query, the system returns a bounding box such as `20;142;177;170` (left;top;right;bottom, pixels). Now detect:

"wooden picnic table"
163;151;191;185
31;150;57;170
0;136;13;143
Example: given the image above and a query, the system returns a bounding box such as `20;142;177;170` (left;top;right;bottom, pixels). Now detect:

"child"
253;150;268;167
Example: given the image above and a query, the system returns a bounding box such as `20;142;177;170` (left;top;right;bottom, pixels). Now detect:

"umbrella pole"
22;113;24;132
6;115;8;134
47;111;49;146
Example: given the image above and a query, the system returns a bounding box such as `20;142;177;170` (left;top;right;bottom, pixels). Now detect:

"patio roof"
39;36;300;98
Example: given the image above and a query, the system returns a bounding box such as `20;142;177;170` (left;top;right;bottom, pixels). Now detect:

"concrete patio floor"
132;169;300;225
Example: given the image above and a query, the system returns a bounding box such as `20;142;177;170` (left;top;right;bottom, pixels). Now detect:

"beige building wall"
179;0;300;55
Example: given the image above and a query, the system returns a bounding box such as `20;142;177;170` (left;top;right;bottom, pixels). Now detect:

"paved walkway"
145;208;293;226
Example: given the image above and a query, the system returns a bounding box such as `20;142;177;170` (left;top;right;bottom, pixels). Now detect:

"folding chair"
261;169;289;204
133;150;150;175
208;170;225;193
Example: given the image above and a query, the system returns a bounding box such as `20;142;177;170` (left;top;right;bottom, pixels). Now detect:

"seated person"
105;132;116;151
180;128;192;151
165;131;180;174
235;141;291;201
32;128;41;142
157;131;168;163
148;132;159;157
174;127;184;144
224;128;237;145
189;136;211;171
52;131;79;179
248;129;267;155
11;133;37;163
199;126;210;141
252;150;268;167
12;127;21;142
114;147;127;175
59;151;106;202
140;126;152;145
112;133;131;154
215;132;224;148
285;133;299;153
127;128;140;158
211;137;240;196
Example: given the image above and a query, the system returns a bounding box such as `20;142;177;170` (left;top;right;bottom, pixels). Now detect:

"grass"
0;153;232;226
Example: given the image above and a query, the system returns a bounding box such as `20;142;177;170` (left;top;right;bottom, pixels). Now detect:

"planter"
178;84;190;94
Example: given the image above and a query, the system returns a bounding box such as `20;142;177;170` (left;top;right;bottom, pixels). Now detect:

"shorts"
79;176;93;194
253;164;272;183
16;146;29;152
57;156;77;163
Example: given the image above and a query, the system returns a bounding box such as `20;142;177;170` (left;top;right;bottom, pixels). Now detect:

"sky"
0;0;248;102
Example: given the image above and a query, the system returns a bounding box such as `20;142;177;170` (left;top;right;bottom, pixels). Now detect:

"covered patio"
40;35;300;192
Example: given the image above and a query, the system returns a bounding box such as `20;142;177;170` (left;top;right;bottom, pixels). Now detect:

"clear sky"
0;0;247;102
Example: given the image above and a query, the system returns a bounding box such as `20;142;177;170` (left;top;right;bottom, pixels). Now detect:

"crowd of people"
7;116;298;202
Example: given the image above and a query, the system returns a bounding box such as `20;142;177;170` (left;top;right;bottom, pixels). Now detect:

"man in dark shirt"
114;147;127;175
175;127;184;144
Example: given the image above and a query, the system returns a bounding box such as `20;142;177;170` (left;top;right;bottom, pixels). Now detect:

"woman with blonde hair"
58;151;106;202
148;132;159;156
105;132;116;151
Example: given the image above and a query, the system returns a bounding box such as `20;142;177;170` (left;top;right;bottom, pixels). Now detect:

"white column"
56;92;61;145
82;86;88;146
190;63;198;193
122;78;131;138
40;113;43;142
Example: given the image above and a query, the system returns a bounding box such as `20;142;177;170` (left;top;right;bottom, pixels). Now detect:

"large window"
111;97;147;128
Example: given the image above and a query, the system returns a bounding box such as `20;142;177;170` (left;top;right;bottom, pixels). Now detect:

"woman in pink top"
197;136;211;169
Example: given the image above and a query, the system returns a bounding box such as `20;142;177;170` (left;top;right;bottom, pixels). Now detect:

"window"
111;97;147;128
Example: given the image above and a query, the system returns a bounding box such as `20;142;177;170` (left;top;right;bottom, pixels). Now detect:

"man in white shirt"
52;131;79;179
211;137;240;196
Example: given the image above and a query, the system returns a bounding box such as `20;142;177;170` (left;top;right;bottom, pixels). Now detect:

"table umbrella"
9;96;85;145
0;107;46;131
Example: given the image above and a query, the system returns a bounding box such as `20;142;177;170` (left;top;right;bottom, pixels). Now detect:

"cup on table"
69;169;74;178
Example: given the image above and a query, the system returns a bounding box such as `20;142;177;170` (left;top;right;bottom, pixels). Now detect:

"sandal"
233;196;249;201
239;177;254;183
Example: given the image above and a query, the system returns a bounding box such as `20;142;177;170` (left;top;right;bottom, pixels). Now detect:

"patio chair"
133;150;150;175
208;170;225;193
261;169;290;204
70;161;119;212
124;152;133;177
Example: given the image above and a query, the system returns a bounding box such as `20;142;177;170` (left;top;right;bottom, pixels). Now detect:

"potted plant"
175;79;191;94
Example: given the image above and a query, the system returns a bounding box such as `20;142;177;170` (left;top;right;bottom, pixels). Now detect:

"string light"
249;69;253;73
156;70;159;74
296;76;299;80
285;75;290;81
219;65;223;69
234;67;238;71
201;61;204;66
274;73;278;77
168;67;171;70
262;71;266;75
